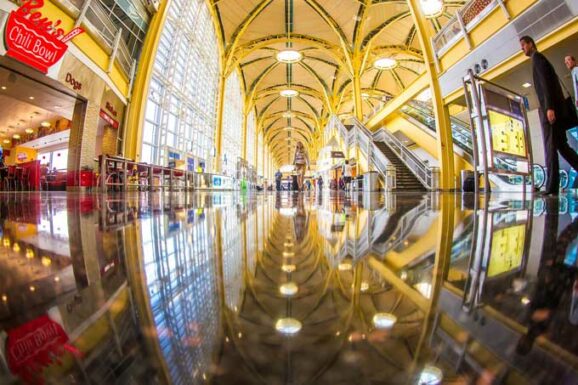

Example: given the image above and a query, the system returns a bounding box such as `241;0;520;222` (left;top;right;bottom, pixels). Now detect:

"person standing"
293;142;309;191
565;55;578;109
520;36;578;195
342;160;353;194
275;169;283;191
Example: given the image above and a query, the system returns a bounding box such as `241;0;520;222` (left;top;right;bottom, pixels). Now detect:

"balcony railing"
433;0;506;56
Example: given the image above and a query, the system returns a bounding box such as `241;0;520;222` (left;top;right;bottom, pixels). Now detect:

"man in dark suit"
520;36;578;195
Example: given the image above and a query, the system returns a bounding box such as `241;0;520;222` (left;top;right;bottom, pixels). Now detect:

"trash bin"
363;171;380;192
461;170;475;192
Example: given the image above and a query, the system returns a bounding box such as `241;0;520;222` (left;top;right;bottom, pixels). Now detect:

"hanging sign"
99;109;119;129
4;0;84;74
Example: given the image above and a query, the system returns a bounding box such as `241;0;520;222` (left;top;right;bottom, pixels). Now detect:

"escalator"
398;101;548;190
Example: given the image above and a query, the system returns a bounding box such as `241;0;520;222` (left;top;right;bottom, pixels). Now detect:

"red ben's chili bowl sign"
4;0;84;73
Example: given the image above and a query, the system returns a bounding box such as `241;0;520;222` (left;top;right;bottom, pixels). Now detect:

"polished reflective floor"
1;191;578;385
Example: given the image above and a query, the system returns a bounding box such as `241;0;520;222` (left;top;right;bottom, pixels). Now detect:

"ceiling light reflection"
275;318;302;335
372;313;397;329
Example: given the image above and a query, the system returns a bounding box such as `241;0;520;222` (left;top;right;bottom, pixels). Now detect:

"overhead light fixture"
372;313;397;329
275;318;302;335
3;139;10;144
374;57;398;70
420;0;444;18
25;129;34;134
360;281;369;292
281;264;296;273
361;92;370;99
40;121;51;127
279;282;299;297
12;134;20;139
277;50;302;63
283;112;294;118
1;86;6;90
280;89;299;98
522;82;532;88
418;365;443;385
28;96;35;100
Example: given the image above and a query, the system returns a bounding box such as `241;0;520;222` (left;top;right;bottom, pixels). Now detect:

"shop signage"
65;72;82;90
330;151;345;159
99;109;119;129
105;101;118;117
4;0;85;74
6;315;69;383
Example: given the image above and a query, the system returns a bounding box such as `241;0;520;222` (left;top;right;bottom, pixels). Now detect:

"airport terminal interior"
0;0;578;384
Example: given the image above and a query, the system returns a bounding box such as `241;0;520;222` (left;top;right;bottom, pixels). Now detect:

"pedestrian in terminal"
342;160;353;194
520;36;578;195
293;141;309;191
565;55;578;108
275;169;282;191
317;175;323;192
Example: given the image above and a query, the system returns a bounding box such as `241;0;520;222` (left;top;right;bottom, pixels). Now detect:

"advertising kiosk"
463;70;534;193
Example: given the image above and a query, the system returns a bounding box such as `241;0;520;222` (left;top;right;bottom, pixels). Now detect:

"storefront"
0;0;127;191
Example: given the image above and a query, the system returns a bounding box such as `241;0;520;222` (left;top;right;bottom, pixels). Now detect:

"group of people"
274;141;355;193
520;36;578;195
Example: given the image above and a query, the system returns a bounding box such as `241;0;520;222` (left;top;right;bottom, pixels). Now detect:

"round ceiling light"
281;264;296;273
40;121;51;128
283;112;294;118
420;0;444;18
372;312;397;329
3;139;10;144
280;89;299;98
275;318;302;335
418;365;443;384
361;92;370;99
374;57;398;70
277;50;302;63
25;129;34;134
12;134;20;139
279;282;299;297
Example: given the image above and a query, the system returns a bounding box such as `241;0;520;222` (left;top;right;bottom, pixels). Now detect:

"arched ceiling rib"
210;0;466;164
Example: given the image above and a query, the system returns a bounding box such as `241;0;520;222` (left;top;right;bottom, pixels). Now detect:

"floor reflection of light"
275;318;302;335
418;365;443;384
372;313;397;329
414;282;432;299
1;295;7;302
279;282;299;297
281;264;296;273
360;281;369;292
521;296;531;305
284;242;294;248
283;251;295;258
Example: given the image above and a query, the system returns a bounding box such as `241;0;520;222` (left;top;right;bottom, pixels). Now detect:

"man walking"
520;36;578;195
565;55;578;108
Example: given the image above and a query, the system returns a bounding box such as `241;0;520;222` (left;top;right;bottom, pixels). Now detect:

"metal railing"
327;116;438;190
433;0;504;56
372;125;439;189
400;101;474;155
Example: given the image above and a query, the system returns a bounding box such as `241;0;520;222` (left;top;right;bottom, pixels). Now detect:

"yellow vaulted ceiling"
210;0;465;165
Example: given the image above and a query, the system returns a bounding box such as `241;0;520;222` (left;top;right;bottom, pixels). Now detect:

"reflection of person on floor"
293;194;308;242
516;199;578;355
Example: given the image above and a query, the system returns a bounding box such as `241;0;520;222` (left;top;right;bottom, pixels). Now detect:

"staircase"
374;141;426;191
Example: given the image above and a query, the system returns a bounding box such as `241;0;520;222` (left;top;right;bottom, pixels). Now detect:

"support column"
214;74;227;173
352;62;364;121
406;0;455;190
123;0;171;160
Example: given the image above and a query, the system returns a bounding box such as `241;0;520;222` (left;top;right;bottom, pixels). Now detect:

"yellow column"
406;0;455;190
352;61;364;121
123;0;172;160
214;74;226;173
